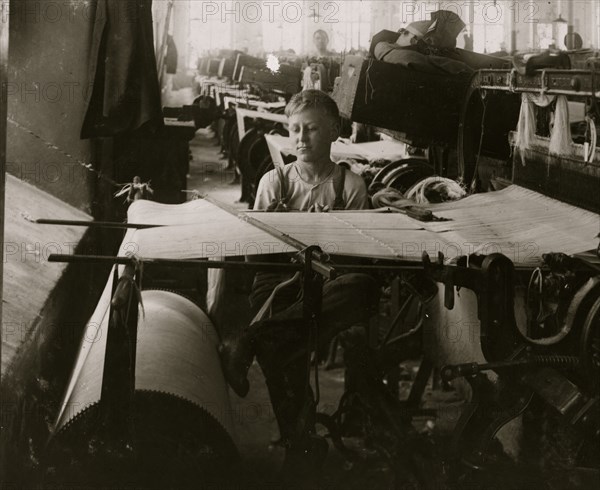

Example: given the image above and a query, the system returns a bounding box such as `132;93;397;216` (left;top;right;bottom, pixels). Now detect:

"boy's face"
288;109;339;164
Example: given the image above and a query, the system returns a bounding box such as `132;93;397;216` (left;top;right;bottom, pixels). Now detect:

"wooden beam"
0;0;9;377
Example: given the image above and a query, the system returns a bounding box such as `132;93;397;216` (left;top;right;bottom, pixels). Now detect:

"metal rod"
47;254;422;273
35;219;159;229
47;254;303;270
329;262;540;272
47;254;543;273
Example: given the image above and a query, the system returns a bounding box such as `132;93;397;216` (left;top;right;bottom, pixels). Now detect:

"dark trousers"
249;272;380;444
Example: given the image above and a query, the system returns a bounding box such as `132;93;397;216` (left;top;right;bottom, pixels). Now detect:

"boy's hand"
266;198;289;212
308;203;330;213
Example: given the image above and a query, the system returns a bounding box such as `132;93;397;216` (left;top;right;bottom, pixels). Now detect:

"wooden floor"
1;175;91;375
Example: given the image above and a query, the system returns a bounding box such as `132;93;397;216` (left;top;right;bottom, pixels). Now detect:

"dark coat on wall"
81;0;163;139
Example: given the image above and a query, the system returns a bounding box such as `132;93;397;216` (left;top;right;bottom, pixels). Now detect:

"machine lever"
441;359;530;382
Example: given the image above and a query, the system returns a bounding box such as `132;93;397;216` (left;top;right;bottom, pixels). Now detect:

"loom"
41;176;599;485
332;32;599;483
45;49;600;485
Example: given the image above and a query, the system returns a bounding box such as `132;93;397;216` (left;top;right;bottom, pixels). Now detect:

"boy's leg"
255;274;380;477
256;322;330;481
270;273;379;326
219;271;300;397
220;273;380;396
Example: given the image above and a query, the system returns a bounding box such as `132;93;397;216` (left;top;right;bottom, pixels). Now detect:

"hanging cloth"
548;95;573;157
514;92;556;164
81;0;163;139
165;35;178;75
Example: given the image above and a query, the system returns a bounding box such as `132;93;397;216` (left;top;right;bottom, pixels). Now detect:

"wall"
6;0;97;214
233;15;263;56
1;3;135;483
371;2;395;35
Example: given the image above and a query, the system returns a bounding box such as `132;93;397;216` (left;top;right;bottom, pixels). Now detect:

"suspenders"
276;165;288;203
277;164;346;210
332;166;346;210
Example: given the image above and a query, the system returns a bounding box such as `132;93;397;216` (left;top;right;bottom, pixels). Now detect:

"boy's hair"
284;89;340;125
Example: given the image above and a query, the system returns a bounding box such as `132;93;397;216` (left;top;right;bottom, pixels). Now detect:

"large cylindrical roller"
47;290;238;489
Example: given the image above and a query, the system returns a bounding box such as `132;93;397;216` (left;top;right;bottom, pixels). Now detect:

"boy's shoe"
218;333;254;397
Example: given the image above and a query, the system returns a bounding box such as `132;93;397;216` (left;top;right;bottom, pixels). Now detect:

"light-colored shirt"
254;163;369;211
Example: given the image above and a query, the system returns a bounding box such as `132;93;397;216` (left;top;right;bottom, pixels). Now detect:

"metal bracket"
100;261;140;442
302;245;324;329
422;251;520;361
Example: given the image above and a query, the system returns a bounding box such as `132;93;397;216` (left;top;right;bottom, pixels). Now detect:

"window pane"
537;23;553;50
485;25;504;53
189;1;233;54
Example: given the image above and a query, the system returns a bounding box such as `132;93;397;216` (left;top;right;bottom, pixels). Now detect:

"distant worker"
304;29;337;91
312;29;333;58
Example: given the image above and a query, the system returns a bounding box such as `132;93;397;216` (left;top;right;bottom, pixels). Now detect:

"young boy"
254;89;369;212
219;90;379;475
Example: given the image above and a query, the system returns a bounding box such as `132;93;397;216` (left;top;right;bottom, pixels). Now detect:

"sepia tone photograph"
0;1;599;489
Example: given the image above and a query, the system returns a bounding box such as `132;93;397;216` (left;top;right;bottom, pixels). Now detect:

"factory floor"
185;127;459;490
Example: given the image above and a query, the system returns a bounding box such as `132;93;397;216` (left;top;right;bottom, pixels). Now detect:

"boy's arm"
344;174;370;210
248;171;291;263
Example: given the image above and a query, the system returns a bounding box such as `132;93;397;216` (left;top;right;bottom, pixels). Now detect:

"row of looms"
1;2;599;489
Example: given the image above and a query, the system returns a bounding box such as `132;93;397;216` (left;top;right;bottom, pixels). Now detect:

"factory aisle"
187;128;246;210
